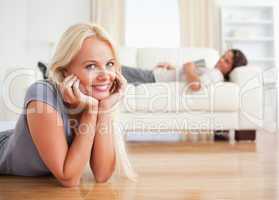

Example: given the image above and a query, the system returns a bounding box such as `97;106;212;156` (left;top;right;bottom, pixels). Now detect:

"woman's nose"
96;71;110;81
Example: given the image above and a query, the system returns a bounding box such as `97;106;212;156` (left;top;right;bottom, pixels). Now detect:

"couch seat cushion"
123;82;239;112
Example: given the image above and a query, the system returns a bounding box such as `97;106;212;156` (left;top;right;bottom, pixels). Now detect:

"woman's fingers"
156;62;174;70
64;76;77;102
72;79;98;108
72;79;82;99
115;72;127;94
156;63;166;68
64;75;77;89
99;72;127;111
60;75;78;104
119;72;127;90
167;64;175;70
63;74;74;84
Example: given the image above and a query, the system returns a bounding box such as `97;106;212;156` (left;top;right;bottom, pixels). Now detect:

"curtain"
90;0;125;45
178;0;219;49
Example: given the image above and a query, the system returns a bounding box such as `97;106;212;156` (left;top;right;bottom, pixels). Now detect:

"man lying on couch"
122;49;248;91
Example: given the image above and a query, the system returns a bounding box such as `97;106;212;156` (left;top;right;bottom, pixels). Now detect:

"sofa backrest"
118;47;220;70
117;47;138;67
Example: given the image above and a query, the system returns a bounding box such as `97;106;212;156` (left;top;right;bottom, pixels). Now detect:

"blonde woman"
0;23;136;187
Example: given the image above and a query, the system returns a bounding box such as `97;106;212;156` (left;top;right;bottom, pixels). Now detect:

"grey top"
0;80;74;176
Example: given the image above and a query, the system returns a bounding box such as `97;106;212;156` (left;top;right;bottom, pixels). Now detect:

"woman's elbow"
93;166;115;183
188;81;201;92
190;84;201;91
59;178;81;187
52;174;78;187
94;168;115;183
95;174;111;183
54;168;81;187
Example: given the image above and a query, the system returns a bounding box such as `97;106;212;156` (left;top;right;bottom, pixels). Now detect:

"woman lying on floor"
121;49;248;91
0;23;136;187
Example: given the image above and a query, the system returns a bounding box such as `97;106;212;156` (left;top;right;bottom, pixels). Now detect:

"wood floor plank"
0;130;278;200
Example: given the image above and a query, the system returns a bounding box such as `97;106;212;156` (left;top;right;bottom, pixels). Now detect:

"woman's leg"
122;66;155;85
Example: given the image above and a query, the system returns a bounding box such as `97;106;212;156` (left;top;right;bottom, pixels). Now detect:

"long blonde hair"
48;22;137;181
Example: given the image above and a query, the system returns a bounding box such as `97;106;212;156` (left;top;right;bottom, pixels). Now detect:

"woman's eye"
86;64;97;70
106;62;114;69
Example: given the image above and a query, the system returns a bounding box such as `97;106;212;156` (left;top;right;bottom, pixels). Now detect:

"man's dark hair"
224;49;248;81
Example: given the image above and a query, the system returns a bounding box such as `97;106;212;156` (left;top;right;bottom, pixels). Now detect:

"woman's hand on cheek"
59;75;79;105
59;75;99;112
72;78;99;111
98;71;127;114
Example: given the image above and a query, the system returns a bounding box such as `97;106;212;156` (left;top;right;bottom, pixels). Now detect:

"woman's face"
215;50;234;75
65;36;118;100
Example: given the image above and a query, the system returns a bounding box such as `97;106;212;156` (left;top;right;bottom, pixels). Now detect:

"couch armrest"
229;66;263;129
0;68;41;121
229;66;263;86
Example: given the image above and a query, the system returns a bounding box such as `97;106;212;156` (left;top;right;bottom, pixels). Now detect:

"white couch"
117;47;263;142
0;47;263;143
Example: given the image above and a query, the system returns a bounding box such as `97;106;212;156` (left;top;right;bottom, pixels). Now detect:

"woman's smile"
92;83;112;92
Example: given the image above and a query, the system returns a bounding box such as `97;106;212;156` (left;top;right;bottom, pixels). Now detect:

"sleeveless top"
0;80;74;176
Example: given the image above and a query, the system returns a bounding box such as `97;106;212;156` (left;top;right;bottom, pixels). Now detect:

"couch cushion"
129;82;239;112
119;83;136;112
137;48;219;70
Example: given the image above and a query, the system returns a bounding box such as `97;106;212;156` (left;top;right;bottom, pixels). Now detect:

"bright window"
125;0;180;48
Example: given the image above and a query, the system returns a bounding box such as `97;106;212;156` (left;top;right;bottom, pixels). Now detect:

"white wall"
25;0;91;65
1;0;278;68
0;0;90;77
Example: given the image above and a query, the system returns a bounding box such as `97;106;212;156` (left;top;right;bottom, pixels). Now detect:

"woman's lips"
92;84;110;92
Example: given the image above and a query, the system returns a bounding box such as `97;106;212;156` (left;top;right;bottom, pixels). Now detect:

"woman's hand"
98;71;127;114
59;75;99;111
183;62;195;72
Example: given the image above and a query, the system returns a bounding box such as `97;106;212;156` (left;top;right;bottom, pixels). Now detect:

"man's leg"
122;66;156;85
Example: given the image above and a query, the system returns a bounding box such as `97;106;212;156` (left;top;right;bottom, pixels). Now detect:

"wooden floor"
0;130;278;200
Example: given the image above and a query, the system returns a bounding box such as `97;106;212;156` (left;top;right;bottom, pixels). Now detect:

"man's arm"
183;62;201;91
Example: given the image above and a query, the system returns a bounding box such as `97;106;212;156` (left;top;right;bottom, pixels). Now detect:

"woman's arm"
89;71;127;182
90;110;116;183
27;101;98;187
183;62;201;91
